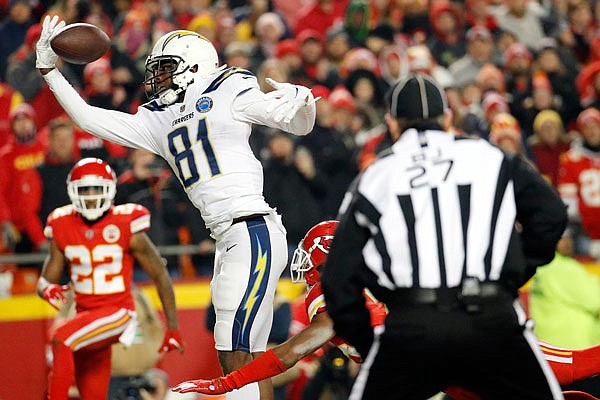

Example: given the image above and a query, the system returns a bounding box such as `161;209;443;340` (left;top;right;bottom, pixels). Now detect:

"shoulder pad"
141;100;166;112
113;204;151;234
47;205;75;223
113;203;150;217
203;67;255;94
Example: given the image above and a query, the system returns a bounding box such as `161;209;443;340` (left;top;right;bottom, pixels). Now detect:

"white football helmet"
67;158;117;221
144;30;222;105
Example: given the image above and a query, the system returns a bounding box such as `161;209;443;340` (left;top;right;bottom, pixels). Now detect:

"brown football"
50;23;111;65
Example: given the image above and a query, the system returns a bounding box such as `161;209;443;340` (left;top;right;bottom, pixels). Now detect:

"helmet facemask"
144;56;191;105
144;30;223;106
290;245;313;284
67;176;116;221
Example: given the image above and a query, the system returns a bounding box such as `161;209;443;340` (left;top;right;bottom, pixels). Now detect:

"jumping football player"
36;15;317;400
38;158;183;400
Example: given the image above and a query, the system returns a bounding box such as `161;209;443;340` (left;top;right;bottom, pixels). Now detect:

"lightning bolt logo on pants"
232;217;271;352
241;242;268;332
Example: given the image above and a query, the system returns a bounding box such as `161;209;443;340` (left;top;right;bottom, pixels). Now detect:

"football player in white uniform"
36;16;317;400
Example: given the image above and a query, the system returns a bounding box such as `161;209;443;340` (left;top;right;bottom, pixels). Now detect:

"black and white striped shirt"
321;128;567;354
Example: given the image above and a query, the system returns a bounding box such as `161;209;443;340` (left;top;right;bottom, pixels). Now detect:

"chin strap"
158;65;229;106
158;88;181;106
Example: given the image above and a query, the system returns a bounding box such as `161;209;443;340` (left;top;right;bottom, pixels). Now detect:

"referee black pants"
349;293;564;400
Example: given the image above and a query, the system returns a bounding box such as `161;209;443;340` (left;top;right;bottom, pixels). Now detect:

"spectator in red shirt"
0;103;47;254
0;79;23;148
528;109;572;187
558;107;600;259
295;0;349;38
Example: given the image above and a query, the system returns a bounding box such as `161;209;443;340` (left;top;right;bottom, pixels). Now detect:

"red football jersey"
44;203;150;312
558;145;600;239
305;282;387;363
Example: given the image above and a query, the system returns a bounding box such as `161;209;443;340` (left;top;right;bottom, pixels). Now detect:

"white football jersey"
44;67;316;236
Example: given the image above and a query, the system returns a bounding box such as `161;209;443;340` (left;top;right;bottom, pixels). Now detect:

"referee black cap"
386;74;447;119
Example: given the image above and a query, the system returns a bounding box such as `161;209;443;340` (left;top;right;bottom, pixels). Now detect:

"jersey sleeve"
44;214;55;240
43;69;160;153
44;205;75;242
115;203;150;235
557;152;580;219
231;74;316;136
305;283;327;322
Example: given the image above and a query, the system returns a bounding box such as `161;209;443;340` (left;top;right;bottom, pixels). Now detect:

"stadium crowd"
0;0;600;398
1;0;600;273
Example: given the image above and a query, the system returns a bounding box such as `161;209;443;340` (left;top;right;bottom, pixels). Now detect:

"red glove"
172;349;286;394
41;284;70;311
172;376;234;394
159;329;184;353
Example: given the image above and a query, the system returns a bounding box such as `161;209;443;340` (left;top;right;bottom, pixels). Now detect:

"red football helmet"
67;158;117;221
290;220;339;286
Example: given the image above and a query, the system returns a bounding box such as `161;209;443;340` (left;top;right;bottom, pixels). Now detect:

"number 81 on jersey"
168;117;221;187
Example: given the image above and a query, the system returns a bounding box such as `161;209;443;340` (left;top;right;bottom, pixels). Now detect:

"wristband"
37;276;51;297
228;349;287;388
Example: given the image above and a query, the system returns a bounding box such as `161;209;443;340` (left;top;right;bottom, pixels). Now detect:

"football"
50;23;111;65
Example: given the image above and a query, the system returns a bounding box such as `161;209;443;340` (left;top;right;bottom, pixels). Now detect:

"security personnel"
321;74;567;400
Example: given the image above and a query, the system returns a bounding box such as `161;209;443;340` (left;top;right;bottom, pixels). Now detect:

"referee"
321;74;567;400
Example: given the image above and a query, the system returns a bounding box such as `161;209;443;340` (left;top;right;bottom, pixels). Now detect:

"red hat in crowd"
489;112;522;146
577;107;600;131
482;92;509;118
296;29;323;45
275;39;301;58
312;85;331;101
329;86;356;112
9;103;36;125
84;58;111;85
504;43;533;68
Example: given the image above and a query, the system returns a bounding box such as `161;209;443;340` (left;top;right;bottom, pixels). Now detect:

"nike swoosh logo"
242;76;253;79
226;244;238;252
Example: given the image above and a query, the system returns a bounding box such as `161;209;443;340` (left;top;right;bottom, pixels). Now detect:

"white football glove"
36;15;66;69
264;78;317;124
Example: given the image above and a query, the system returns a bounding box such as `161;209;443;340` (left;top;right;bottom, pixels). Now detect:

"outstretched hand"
172;377;233;394
159;328;184;353
264;78;317;124
41;283;70;311
36;15;65;69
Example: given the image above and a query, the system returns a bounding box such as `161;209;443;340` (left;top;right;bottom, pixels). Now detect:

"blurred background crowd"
2;0;600;278
0;0;600;397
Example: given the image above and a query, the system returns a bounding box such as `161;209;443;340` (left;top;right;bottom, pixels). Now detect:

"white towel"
118;310;138;347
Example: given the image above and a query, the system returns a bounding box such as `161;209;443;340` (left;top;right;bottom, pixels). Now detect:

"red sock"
74;347;112;399
48;341;74;400
225;349;287;389
573;344;600;382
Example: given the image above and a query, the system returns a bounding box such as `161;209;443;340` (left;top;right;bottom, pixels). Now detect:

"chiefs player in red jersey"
558;107;600;258
37;158;184;400
172;220;384;394
173;220;600;400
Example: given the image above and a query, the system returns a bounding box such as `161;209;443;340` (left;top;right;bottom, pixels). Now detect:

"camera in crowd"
113;375;157;400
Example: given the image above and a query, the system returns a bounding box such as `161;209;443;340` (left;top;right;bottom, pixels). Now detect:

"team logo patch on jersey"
196;97;213;113
103;224;121;243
